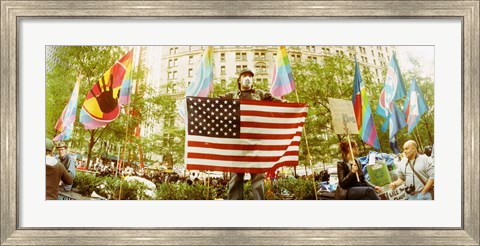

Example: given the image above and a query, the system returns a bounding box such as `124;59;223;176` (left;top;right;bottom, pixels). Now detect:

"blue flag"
389;103;407;139
376;53;407;120
403;79;429;134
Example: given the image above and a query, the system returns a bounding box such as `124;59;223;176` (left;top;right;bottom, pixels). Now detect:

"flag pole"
294;90;318;200
345;131;361;182
118;104;130;200
414;128;424;151
118;47;139;199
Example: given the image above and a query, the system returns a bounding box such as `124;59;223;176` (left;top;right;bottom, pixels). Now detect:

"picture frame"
1;1;478;245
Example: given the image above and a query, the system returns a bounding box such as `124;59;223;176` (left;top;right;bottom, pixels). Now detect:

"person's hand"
351;162;358;174
390;182;397;189
374;186;382;193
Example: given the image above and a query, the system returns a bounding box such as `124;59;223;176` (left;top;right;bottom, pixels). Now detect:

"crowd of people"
46;69;434;201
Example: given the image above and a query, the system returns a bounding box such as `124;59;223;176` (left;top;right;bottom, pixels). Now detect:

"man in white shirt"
390;140;434;200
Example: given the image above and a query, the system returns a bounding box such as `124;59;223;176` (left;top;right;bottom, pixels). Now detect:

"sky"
394;46;434;80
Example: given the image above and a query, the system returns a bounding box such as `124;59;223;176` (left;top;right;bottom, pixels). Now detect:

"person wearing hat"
46;138;73;200
221;68;283;200
55;141;76;191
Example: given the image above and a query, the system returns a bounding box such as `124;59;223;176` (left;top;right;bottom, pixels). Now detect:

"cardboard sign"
328;98;359;135
381;184;407;200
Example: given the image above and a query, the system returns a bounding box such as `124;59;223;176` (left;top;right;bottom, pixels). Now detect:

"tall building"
159;45;395;94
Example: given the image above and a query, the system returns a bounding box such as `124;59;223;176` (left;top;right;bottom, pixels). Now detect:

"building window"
189;56;194;64
313;57;317;63
307;46;316;52
188;68;193;77
254;52;265;60
173;71;177;79
220;53;225;62
168;59;173;67
173;58;178;67
255;64;267;74
168;72;172;79
169;47;178;55
373;59;377;65
290;54;301;62
371;50;375;56
236;52;247;61
221;66;226;75
236;65;248;73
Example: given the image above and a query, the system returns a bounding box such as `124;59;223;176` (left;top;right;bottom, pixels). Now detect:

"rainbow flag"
270;46;295;97
53;79;80;141
186;46;214;97
118;49;134;105
352;59;380;149
80;50;133;130
178;46;214;120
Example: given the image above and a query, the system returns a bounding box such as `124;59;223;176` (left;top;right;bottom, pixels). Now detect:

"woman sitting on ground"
335;140;381;200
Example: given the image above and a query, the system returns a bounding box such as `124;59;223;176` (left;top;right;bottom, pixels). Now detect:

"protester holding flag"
335;140;381;200
221;69;283;200
390;140;434;200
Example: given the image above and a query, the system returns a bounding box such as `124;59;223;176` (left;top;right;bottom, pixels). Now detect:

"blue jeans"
228;173;265;200
408;192;433;200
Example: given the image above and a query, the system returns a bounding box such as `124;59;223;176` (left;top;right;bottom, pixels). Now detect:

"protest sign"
328;98;358;135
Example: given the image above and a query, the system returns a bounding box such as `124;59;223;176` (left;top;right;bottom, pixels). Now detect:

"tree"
288;54;361;169
46;46;148;169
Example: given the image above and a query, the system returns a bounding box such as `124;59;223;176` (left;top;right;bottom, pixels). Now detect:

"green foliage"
155;182;217;200
277;177;318;200
73;172;153;200
72;172;102;196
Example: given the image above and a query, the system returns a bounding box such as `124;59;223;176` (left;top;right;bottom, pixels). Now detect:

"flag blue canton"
187;97;241;138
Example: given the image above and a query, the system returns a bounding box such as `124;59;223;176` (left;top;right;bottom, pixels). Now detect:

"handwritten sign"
381;184;407;200
328;98;359;135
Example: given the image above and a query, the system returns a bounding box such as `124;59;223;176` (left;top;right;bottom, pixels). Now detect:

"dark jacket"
46;157;74;200
222;89;282;102
337;159;375;190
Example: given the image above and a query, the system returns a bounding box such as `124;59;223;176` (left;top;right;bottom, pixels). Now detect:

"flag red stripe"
240;121;304;129
186;161;299;174
188;140;300;150
240;131;302;140
187;151;299;162
240;99;307;108
241;110;307;118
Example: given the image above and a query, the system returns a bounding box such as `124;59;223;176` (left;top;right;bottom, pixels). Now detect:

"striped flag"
118;49;134;105
185;96;308;173
53;79;80;141
177;46;214;121
270;46;295;97
352;59;380;149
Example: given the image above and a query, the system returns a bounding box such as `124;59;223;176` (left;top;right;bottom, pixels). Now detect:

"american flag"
186;96;308;173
